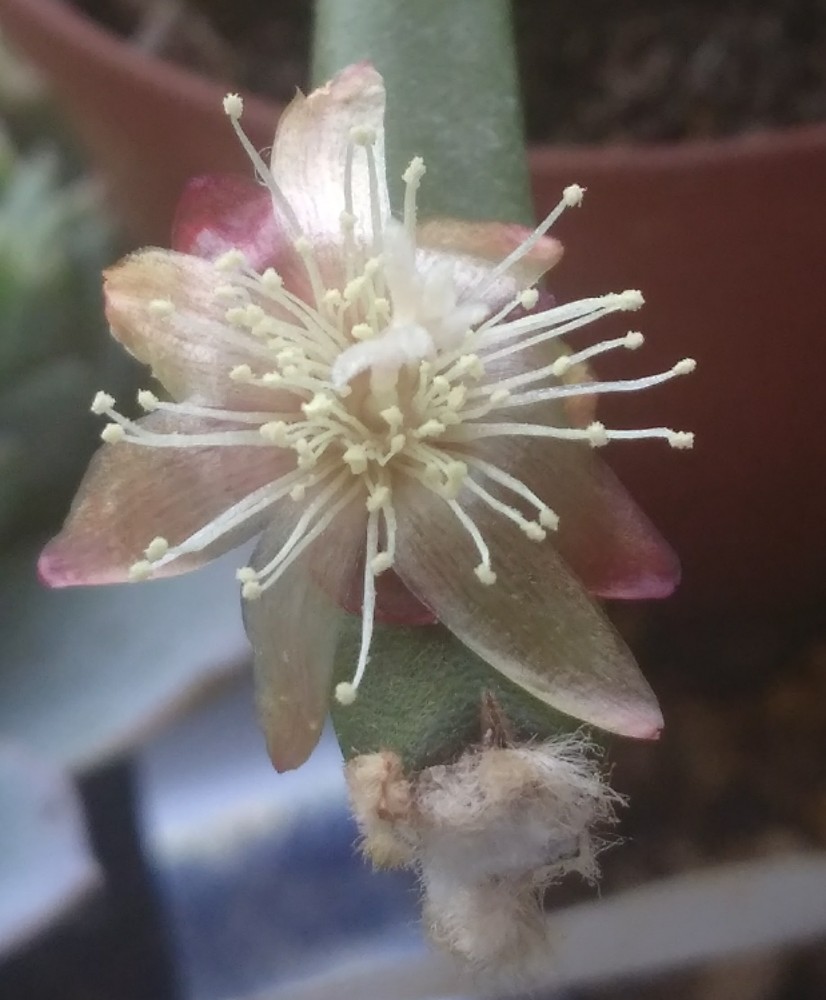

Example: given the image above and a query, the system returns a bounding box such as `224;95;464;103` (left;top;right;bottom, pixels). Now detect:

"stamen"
551;331;645;377
223;93;300;234
496;357;697;409
463;455;559;530
444;498;496;585
475;183;585;293
335;508;380;706
402;156;426;237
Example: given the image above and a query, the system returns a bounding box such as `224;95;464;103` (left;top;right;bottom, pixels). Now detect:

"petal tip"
37;542;76;588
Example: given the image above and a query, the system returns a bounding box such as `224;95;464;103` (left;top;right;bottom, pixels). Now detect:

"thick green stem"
312;0;532;224
312;0;578;769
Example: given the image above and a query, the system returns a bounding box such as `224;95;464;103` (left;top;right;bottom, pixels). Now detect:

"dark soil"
75;0;826;142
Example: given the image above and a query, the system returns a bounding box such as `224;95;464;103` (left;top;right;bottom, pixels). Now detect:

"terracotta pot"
3;0;824;615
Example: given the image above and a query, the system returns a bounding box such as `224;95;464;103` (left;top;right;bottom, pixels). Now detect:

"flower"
39;64;694;772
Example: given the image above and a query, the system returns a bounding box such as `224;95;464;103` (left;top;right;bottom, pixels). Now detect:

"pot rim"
5;0;826;169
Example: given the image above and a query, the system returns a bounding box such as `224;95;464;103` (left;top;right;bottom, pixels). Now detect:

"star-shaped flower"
39;64;694;771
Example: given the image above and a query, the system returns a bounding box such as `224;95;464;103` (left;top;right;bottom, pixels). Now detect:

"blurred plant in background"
0;31;126;543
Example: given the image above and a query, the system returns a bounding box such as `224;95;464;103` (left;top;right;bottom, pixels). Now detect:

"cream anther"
242;580;262;600
137;390;159;411
351;322;374;341
343;445;368;474
539;508;560;530
415;419;446;439
128;560;153;582
145;537;169;562
261;372;283;386
618;289;645;310
302;394;334;417
520;288;540;310
489;388;510;405
236;567;258;583
335;681;357;706
349;125;377;146
323;288;343;309
475;564;497;585
563;183;585;207
373;297;391;318
371;552;393;574
402;156;426;185
101;423;125;444
225;306;248;327
91;391;115;415
624;331;645;349
259;421;289;445
229;364;253;381
522;522;547;542
339;210;356;232
261;268;283;290
668;431;695;449
456;355;484;379
222;93;244;119
289;483;307;501
244;304;266;326
587;421;609;447
380;405;403;430
148;298;175;317
344;276;366;301
214;249;247;271
673;358;697;376
552;355;572;377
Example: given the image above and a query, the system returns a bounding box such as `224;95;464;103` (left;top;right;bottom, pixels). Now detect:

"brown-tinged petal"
39;413;291;587
104;249;295;410
393;479;663;740
471;436;680;599
271;63;389;243
417;218;563;292
245;499;366;772
172;174;288;272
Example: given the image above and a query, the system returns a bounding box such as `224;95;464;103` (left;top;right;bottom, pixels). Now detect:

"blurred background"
0;2;825;999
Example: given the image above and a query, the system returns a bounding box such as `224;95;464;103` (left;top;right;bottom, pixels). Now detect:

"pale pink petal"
271;63;389;243
172;174;287;272
245;499;366;772
393;479;663;740
39;413;291;587
417;218;563;290
471;437;680;599
104;249;296;410
338;563;437;626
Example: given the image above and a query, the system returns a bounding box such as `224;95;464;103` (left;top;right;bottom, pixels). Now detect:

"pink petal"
393;479;663;740
338;563;437;626
104;249;295;410
271;63;389;243
472;437;680;600
245;498;366;772
172;174;288;272
39;412;291;587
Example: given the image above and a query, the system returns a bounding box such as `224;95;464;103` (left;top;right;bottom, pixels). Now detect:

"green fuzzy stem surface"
312;0;532;225
331;619;581;773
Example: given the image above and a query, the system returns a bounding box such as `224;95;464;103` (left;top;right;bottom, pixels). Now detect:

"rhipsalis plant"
40;36;694;982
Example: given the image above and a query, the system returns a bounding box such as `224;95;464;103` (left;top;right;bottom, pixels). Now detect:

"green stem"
312;0;532;224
